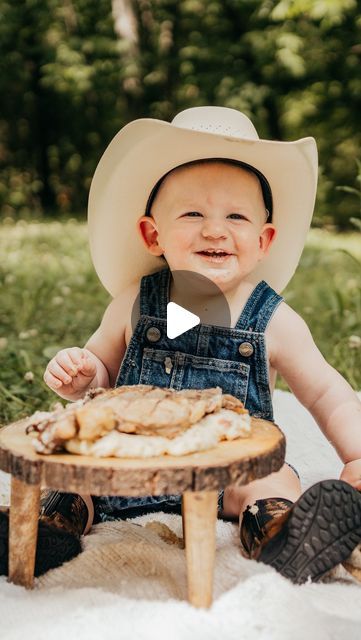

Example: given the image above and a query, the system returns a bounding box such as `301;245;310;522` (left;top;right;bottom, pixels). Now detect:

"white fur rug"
1;390;361;640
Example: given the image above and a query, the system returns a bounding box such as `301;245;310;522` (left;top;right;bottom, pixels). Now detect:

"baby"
2;107;361;584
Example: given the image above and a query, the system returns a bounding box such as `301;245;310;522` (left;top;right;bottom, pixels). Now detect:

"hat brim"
88;119;318;296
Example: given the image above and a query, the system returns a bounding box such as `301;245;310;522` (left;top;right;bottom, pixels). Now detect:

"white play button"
167;302;200;339
131;270;231;336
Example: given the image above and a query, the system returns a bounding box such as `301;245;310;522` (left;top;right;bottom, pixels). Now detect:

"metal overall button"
238;341;254;357
146;326;161;342
164;356;173;374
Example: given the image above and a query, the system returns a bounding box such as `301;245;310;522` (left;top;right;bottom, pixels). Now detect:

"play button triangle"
167;302;200;339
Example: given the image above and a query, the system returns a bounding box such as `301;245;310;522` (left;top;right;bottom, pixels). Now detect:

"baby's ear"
137;215;164;256
259;224;276;255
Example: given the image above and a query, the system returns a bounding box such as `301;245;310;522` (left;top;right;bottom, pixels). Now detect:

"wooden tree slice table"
0;416;285;608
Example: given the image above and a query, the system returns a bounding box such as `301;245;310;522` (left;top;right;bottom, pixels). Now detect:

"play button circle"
131;269;231;337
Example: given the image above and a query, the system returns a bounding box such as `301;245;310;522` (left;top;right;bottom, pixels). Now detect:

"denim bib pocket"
139;347;250;403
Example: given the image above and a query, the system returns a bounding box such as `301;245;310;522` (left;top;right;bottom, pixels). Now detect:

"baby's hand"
340;459;361;492
43;347;97;395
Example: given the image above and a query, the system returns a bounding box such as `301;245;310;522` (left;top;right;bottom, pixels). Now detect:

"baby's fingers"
77;355;97;378
43;370;64;390
46;360;73;387
56;349;83;376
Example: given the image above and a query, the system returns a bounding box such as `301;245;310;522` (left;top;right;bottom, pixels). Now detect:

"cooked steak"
26;384;248;455
65;408;251;458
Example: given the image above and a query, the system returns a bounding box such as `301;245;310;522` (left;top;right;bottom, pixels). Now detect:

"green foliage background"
1;0;361;226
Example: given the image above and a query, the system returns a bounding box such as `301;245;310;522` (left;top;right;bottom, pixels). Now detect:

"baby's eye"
228;213;247;220
183;211;202;217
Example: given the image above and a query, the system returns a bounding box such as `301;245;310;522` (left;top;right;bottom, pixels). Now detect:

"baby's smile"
195;247;235;263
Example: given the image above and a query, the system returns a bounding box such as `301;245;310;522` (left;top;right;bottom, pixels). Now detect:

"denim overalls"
92;266;298;524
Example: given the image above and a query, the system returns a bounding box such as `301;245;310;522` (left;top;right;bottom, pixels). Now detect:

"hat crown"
171;106;259;140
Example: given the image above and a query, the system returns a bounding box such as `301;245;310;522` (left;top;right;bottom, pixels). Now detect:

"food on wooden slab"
66;407;251;458
25;384;251;457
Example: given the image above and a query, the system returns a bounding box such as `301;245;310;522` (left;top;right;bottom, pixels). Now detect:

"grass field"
0;218;360;425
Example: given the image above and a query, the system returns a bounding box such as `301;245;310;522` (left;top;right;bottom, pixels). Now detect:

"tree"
0;0;360;226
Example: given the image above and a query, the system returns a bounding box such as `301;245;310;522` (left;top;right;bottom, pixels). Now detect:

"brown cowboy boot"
240;479;361;584
0;490;90;577
240;496;293;560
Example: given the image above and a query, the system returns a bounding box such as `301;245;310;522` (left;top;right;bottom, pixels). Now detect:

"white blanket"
1;390;360;640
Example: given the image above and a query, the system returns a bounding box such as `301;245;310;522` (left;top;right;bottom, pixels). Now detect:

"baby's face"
138;162;276;292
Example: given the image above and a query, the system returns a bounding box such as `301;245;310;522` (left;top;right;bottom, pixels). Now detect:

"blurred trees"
0;0;360;227
0;0;124;214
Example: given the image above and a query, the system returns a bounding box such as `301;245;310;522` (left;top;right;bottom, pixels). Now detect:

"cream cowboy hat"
88;106;318;296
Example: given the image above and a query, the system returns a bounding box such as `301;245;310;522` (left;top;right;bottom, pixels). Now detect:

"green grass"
281;229;361;391
0;219;360;425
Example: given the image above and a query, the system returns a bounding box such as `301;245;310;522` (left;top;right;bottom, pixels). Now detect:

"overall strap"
235;281;283;332
139;267;170;318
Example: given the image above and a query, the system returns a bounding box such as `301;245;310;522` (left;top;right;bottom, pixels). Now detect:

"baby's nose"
201;219;227;238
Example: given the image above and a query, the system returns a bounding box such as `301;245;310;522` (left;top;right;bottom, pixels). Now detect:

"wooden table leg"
8;476;40;588
182;490;218;608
